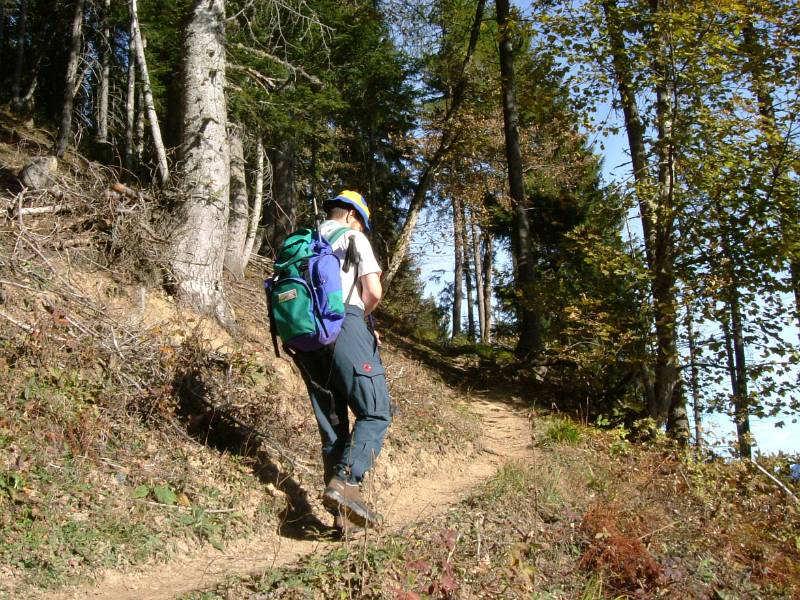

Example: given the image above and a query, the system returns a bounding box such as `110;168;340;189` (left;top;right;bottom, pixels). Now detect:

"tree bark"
55;0;86;157
382;0;486;292
96;0;111;143
124;22;136;173
169;0;229;320
497;0;540;356
10;0;27;112
451;193;464;338
684;306;703;454
265;140;296;255
462;202;475;341
482;230;493;343
470;207;486;343
242;137;266;267
130;0;169;185
224;126;249;280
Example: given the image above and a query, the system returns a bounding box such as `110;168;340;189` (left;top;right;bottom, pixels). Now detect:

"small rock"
19;155;57;190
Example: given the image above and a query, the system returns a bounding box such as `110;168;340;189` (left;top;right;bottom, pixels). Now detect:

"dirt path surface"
40;397;531;600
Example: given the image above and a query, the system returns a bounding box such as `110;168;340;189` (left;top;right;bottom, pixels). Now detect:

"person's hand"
374;329;382;346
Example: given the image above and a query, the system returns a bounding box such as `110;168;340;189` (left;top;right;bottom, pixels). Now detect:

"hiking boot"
322;475;382;528
333;512;366;538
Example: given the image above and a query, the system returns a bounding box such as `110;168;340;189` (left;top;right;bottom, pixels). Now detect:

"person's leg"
293;349;349;487
329;308;392;483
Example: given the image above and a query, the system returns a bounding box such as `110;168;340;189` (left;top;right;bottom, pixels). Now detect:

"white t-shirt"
319;220;382;310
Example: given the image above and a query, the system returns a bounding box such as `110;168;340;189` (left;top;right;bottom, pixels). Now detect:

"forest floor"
1;110;799;599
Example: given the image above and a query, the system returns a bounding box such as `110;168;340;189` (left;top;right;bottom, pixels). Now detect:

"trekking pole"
312;195;323;238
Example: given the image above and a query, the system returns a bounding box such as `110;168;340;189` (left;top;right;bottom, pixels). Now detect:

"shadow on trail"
382;328;531;410
173;369;336;542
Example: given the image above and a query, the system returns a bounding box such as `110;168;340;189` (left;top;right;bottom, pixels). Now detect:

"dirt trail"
41;397;532;600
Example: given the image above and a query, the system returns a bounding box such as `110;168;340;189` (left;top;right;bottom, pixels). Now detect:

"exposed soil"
36;396;532;600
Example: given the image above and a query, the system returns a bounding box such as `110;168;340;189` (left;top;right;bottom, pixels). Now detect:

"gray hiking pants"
294;307;392;486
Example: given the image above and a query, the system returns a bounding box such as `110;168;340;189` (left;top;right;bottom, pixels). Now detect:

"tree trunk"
130;0;169;185
96;0;111;143
265;140;296;255
470;207;486;343
382;0;486;292
169;0;229;320
497;0;540;356
124;18;136;173
11;0;27;112
451;193;464;339
54;0;86;157
482;230;493;343
224;126;249;280
462;203;475;342
242;137;266;267
721;233;751;458
684;306;703;454
602;0;684;435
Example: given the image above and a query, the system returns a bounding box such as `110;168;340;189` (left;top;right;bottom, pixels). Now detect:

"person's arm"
360;272;382;315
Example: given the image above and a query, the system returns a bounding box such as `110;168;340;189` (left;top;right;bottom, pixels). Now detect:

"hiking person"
290;190;391;535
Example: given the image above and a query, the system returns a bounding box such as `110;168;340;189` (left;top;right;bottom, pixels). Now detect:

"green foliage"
545;418;582;445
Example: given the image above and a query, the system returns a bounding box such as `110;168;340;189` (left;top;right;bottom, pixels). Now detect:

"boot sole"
322;488;380;528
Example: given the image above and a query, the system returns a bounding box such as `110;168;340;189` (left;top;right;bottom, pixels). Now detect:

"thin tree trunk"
462;202;475;342
685;306;703;454
602;0;684;435
124;19;136;173
130;0;169;185
55;0;86;157
451;193;464;339
169;0;229;320
11;0;27;112
470;207;486;343
96;0;111;143
135;85;145;162
382;0;486;292
224;126;249;280
242;138;266;266
482;230;493;343
497;0;539;356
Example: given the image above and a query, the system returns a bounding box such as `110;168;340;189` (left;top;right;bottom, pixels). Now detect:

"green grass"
545;418;582;445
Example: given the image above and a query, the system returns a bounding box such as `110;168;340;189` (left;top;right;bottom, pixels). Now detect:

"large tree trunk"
10;0;27;112
497;0;540;356
382;0;486;292
265;140;296;255
54;0;86;157
130;0;169;185
96;0;111;143
470;207;486;343
482;230;493;343
451;193;464;338
169;0;229;320
224;126;249;280
242;137;266;268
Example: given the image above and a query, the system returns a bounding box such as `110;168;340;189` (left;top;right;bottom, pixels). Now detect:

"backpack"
265;227;358;355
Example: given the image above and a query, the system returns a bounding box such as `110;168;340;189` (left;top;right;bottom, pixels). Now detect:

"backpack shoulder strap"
324;227;351;245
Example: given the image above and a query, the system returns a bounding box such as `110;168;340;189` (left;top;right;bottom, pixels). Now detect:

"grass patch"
545;418;582;445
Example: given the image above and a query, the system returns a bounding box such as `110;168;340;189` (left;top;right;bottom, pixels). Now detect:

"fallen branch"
750;458;800;504
0;309;34;333
111;182;152;202
12;205;68;217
